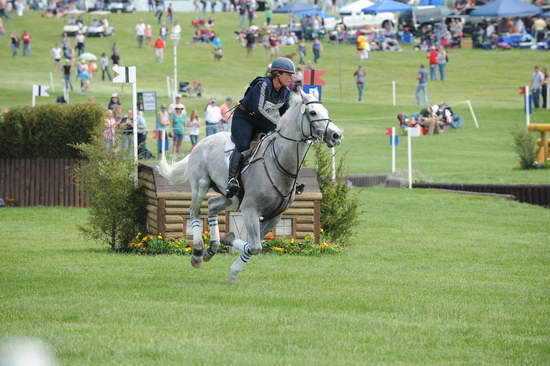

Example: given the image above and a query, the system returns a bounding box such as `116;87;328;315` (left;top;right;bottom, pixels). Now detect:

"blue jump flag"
303;85;323;102
389;135;399;146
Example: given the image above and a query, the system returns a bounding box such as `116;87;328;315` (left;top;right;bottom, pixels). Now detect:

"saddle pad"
224;140;235;169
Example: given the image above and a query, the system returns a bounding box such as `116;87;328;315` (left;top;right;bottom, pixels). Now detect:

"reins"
245;97;330;221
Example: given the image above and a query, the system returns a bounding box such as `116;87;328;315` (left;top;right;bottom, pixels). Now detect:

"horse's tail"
157;155;190;184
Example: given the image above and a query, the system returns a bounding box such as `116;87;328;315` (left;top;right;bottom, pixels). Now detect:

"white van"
339;0;396;29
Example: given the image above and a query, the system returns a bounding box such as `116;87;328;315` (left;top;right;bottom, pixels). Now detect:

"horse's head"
297;91;343;148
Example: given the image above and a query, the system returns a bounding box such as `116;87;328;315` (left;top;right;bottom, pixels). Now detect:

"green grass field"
2;190;550;365
2;10;550;365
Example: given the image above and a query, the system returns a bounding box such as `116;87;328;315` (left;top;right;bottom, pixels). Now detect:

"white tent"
339;0;374;16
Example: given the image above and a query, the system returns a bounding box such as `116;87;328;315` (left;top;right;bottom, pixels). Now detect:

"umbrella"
470;0;541;17
294;10;335;18
362;0;412;14
79;52;97;61
273;2;320;14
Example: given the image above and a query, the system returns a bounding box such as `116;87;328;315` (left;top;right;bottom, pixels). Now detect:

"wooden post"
313;200;320;244
543;131;548;164
157;198;166;236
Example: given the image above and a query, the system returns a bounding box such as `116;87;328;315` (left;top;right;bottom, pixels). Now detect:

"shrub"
0;104;103;158
73;137;147;252
511;125;537;169
312;145;360;245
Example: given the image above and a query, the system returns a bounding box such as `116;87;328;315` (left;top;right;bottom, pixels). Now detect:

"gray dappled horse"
158;91;342;282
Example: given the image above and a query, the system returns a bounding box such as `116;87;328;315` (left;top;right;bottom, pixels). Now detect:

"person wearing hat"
225;56;295;198
156;104;171;155
107;93;121;110
204;97;222;137
170;103;186;156
220;97;233;132
169;94;185;114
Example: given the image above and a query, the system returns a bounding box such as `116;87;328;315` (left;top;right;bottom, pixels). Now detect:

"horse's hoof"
220;232;235;246
190;256;202;268
203;253;213;262
227;271;238;283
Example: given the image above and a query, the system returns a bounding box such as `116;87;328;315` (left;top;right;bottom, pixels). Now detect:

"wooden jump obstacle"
138;163;323;244
527;124;550;165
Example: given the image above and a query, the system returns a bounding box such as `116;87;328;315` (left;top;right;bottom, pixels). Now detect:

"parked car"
108;0;135;13
400;6;446;28
338;0;396;29
86;18;114;37
446;7;485;35
63;17;87;36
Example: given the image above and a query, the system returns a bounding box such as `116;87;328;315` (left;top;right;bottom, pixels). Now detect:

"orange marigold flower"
265;233;274;240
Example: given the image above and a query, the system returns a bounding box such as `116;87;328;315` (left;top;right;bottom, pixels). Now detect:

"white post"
525;86;530;126
161;129;166;162
173;44;178;103
166;76;172;99
132;80;138;184
391;127;396;173
392;80;396;106
466;100;480;128
331;147;336;182
49;72;55;92
407;130;413;189
32;93;36;107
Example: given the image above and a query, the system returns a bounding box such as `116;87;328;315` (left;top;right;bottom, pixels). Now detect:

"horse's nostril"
333;133;340;140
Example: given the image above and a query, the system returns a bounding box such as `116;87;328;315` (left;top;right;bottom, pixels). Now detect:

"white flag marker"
32;85;49;107
112;65;136;83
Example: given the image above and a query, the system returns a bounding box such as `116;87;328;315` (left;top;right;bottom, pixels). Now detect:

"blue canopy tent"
362;0;412;14
469;0;541;17
273;2;320;13
294;10;335;18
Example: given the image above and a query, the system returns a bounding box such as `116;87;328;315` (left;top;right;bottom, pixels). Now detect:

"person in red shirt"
154;37;166;63
427;47;438;81
220;97;233;132
21;31;31;56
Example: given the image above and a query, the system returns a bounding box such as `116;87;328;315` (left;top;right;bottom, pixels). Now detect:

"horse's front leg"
225;209;261;283
203;195;236;262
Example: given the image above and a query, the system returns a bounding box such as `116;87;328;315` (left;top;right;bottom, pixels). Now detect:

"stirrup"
226;178;240;198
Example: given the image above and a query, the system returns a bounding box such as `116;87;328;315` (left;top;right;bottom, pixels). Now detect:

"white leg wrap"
191;219;202;246
232;239;248;252
231;253;250;274
208;216;220;242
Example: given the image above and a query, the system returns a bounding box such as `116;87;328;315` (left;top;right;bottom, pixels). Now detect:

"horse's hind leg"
203;195;235;262
189;177;210;268
226;209;275;283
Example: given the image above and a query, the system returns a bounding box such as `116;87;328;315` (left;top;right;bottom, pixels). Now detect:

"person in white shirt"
51;44;62;69
135;20;146;48
204;98;222;136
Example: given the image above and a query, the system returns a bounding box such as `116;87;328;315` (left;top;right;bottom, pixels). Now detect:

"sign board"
170;33;181;40
137;91;157;112
303;85;323;102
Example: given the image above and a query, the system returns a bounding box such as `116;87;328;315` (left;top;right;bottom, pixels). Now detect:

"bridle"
247;96;332;221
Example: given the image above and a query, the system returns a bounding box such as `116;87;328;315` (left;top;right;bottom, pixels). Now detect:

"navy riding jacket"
239;77;291;133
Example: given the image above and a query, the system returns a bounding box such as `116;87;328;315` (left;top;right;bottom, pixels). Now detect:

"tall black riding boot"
226;151;243;198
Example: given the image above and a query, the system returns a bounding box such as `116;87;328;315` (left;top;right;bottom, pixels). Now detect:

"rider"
225;57;296;198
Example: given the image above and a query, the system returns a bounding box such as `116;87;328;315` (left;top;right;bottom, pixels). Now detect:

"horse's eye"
309;110;317;116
